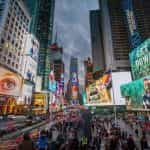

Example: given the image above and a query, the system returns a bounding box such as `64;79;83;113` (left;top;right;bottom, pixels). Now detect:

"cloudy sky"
54;0;99;87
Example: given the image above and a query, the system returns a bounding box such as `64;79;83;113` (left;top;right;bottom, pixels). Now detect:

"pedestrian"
81;135;88;150
135;128;139;137
18;132;35;150
127;134;136;150
37;130;49;150
140;134;149;150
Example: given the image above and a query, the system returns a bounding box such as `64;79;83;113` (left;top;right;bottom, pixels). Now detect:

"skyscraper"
90;10;105;72
0;0;31;74
50;43;64;82
70;56;78;77
99;0;150;71
24;0;55;90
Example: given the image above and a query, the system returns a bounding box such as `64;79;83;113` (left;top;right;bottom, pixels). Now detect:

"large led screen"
0;67;23;96
121;76;150;110
129;38;150;80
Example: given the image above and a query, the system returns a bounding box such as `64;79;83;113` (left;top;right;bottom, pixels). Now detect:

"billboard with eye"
0;66;23;96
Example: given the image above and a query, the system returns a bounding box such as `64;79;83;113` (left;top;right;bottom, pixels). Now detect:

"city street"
0;0;150;149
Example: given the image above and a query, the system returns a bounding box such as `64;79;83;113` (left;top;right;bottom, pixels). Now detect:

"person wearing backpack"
37;130;49;150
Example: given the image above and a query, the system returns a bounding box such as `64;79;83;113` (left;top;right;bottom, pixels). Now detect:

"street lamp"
110;65;117;124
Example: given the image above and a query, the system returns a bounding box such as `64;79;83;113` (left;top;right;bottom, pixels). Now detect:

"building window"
12;62;15;66
16;64;18;69
12;40;14;45
7;35;11;41
3;56;6;61
7;59;11;64
1;38;5;44
9;52;12;57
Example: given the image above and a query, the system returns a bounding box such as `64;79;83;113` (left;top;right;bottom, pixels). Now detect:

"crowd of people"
17;115;150;150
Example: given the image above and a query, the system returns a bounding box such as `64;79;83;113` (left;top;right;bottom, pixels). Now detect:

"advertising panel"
71;72;79;100
122;0;141;48
86;72;112;106
48;71;57;92
33;93;46;107
24;56;37;82
22;84;33;97
24;34;39;62
121;76;150;110
129;38;150;80
111;72;132;105
0;96;17;115
0;67;23;96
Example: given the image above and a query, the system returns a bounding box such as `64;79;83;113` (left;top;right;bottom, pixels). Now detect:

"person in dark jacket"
37;130;49;150
127;134;136;150
18;132;35;150
140;134;149;150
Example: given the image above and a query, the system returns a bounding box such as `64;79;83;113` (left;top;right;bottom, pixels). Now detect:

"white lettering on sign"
126;10;136;34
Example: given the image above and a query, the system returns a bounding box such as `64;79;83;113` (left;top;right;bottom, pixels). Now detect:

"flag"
49;43;58;49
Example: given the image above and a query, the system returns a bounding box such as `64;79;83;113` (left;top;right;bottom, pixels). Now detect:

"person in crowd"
127;134;136;150
140;134;149;150
81;135;88;150
18;132;35;150
37;130;49;150
135;128;139;137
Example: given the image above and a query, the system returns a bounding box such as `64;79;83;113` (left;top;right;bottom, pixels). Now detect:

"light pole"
110;65;117;124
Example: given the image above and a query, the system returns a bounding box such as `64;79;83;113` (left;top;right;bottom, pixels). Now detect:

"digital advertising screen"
122;0;141;48
121;76;150;110
86;72;112;106
129;38;150;80
0;67;23;96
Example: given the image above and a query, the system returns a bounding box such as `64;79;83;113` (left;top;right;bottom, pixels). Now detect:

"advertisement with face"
121;76;150;110
0;67;23;96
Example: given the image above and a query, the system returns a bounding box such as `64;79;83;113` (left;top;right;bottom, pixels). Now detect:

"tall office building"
24;0;55;90
70;56;78;77
99;0;150;71
50;43;64;82
23;0;39;35
0;0;31;74
90;10;105;72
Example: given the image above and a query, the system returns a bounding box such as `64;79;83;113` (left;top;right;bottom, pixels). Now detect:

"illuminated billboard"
86;72;112;106
129;38;150;80
121;76;150;110
122;0;141;48
48;71;56;92
33;93;46;107
24;34;39;62
0;67;23;96
71;72;79;100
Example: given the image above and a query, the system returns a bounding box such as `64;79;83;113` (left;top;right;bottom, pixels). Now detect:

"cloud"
54;0;99;87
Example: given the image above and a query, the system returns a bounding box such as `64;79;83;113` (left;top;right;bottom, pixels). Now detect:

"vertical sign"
122;0;141;48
